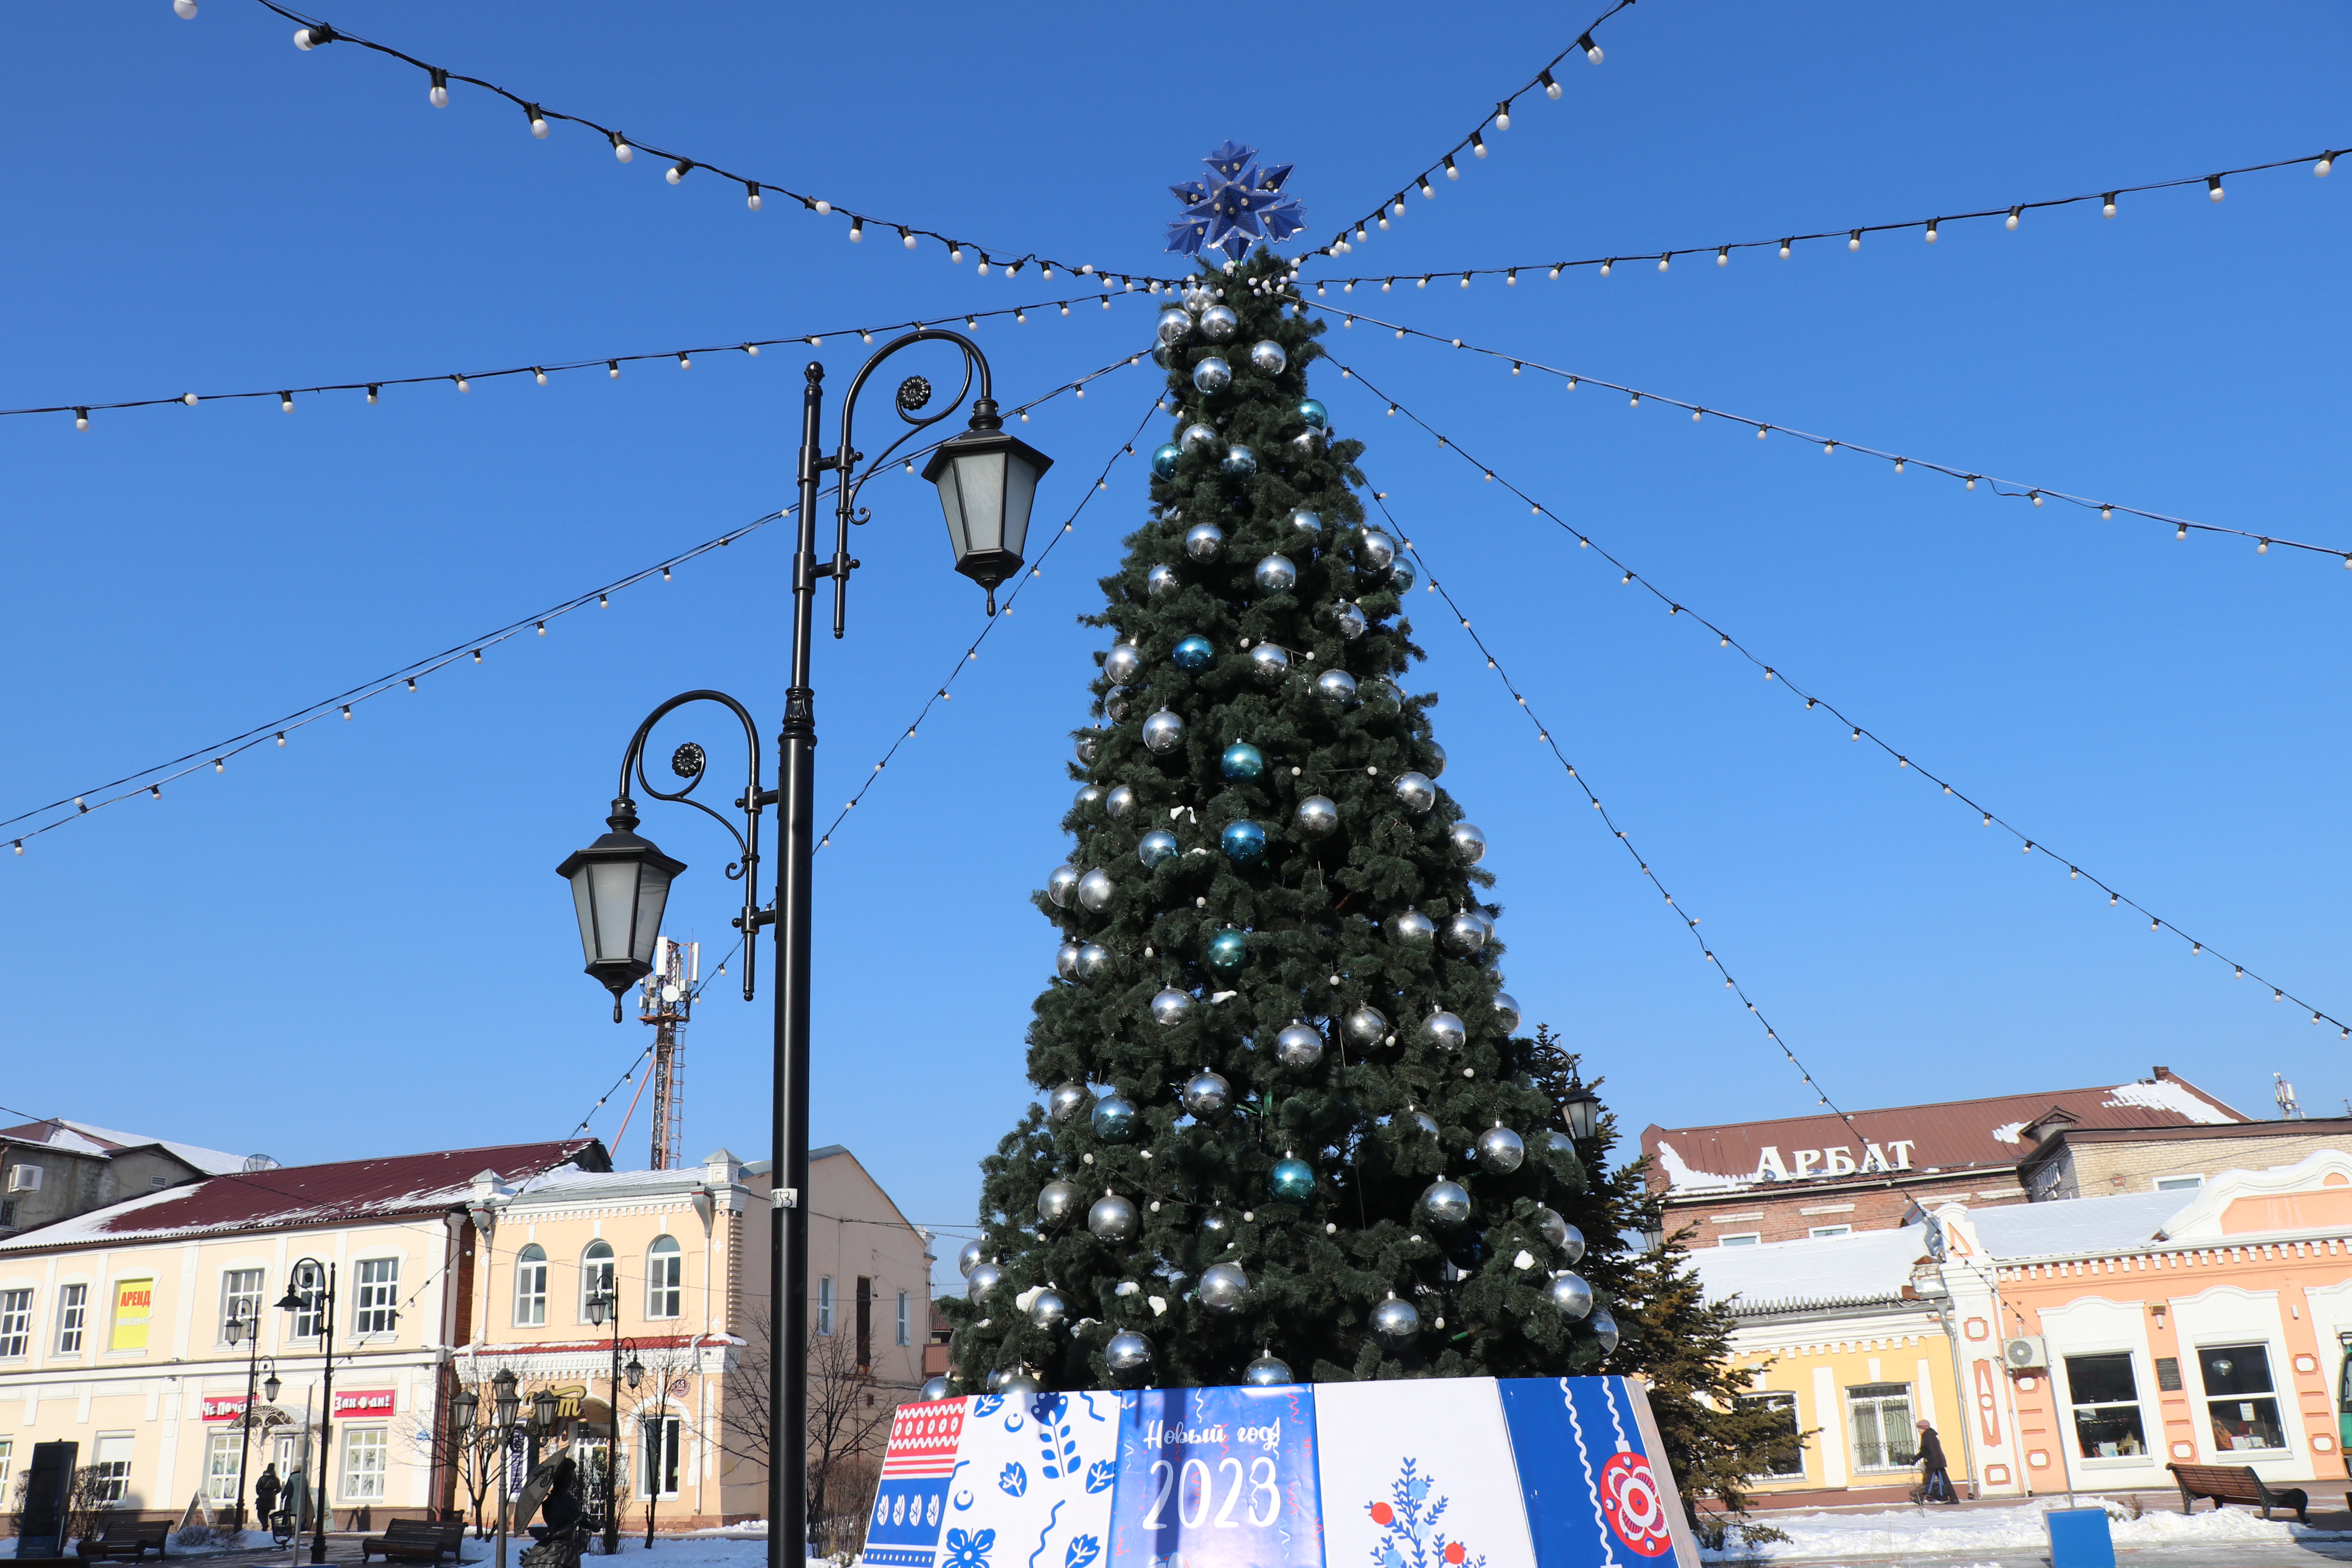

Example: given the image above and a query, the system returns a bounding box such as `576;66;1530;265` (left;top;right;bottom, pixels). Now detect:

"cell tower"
638;937;697;1169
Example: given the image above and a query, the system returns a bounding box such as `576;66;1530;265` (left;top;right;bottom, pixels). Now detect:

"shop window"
353;1259;399;1336
646;1237;682;1320
1717;1234;1761;1248
1809;1225;1852;1240
55;1283;87;1354
639;1416;682;1499
0;1289;30;1359
341;1428;387;1501
514;1246;548;1327
2200;1344;2287;1452
92;1434;133;1505
204;1432;243;1506
581;1241;614;1321
1737;1393;1806;1476
817;1276;835;1336
1847;1383;1917;1472
2063;1352;2148;1457
220;1269;264;1344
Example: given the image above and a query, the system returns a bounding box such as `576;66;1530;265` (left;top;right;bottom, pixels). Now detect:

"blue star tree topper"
1166;141;1307;263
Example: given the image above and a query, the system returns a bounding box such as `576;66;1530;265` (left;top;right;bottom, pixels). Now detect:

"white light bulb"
613;140;633;163
530;116;548;138
74;408;88;431
1586;41;1604;62
744;343;760;356
813;200;831;214
429;84;449;109
1717;246;1728;265
1545;75;1562;99
2319;156;2334;177
2102;195;2116;218
2207;176;2225;201
1600;260;1612;276
1778;241;1791;258
901;228;915;248
666;165;685;185
677;354;690;370
849;220;863;242
280;393;293;413
608;361;620;379
1548;265;1561;279
366;385;377;403
1496;106;1511;130
1847;230;1861;251
949;246;963;262
173;0;197;16
2005;207;2020;229
1657;254;1669;272
1925;223;1938;243
1471;138;1486;160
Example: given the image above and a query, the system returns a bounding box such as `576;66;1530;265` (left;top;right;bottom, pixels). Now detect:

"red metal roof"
1642;1067;2247;1193
0;1138;607;1248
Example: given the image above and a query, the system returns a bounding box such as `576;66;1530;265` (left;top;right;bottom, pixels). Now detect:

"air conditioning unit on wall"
4;1164;42;1193
2004;1335;2049;1371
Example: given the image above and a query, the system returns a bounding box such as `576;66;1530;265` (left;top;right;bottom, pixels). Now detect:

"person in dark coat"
252;1464;281;1532
539;1458;583;1534
1915;1418;1959;1503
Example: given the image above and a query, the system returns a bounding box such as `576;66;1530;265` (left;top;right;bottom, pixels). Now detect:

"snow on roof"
1649;1139;1746;1192
60;1120;249;1175
1965;1189;2194;1261
2100;1078;2240;1127
1690;1224;1930;1314
0;1118;249;1175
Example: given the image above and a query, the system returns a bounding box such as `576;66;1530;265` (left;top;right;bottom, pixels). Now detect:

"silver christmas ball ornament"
1332;603;1367;640
1088;1193;1138;1243
1219;444;1258;477
1549;1271;1594;1319
1154;307;1193;347
1450;822;1487;864
1529;1206;1570;1251
1075;942;1111;981
1104;644;1145;685
1556;1221;1587;1266
983;1368;1011;1394
1422;1011;1467;1050
1074;783;1104;811
1370;1295;1421;1347
1077;868;1116;913
1037;1181;1083;1228
966;1261;1004;1304
1294;795;1339;838
1313;670;1358;710
1289;429;1323;458
1184;522;1225;561
1493;992;1522;1034
1048;1082;1089;1123
1344;1005;1389;1045
1358;530;1397;571
1101;688;1130;723
1590;1307;1621;1354
1179;422;1218;455
1192;357;1232;395
1181;1070;1232;1117
1254;555;1298;593
1047;864;1079;907
1147;564;1182;598
956;1239;984;1278
1028;1289;1069;1330
1075;734;1098;766
1242;1353;1292;1387
1105;784;1137;820
1198;305;1239;341
1249;642;1290;685
1392;771;1436;814
1392;910;1436;945
1149;988;1193;1026
1476;1124;1526;1174
1444;911;1489;956
1419;1179;1472;1228
1362;679;1402;718
1247;339;1287;375
1104;1330;1154;1377
1274;1022;1325;1069
920;1376;951;1401
1412;1111;1441;1139
1002;1372;1041;1403
1289;508;1322;535
1423;740;1448;777
1056;941;1082;978
1092;1094;1138;1142
1198;1261;1248;1312
1142;709;1185;753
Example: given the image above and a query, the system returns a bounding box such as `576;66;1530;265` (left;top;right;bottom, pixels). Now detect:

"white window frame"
352;1258;399;1338
2195;1341;2291;1455
2060;1349;2152;1462
1846;1382;1917;1474
1716;1233;1762;1247
204;1431;244;1506
92;1433;134;1505
0;1435;15;1495
639;1415;682;1500
1808;1225;1852;1239
514;1246;548;1327
896;1290;911;1348
645;1237;682;1320
817;1276;834;1336
220;1269;265;1345
340;1427;388;1502
2154;1174;2205;1192
54;1281;87;1355
1737;1392;1806;1477
0;1288;31;1359
580;1241;615;1323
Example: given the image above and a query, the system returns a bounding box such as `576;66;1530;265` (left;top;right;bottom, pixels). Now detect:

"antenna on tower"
2274;1074;2303;1121
640;937;696;1169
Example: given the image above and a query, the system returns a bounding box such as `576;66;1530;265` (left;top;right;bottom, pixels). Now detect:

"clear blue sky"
4;2;2346;1291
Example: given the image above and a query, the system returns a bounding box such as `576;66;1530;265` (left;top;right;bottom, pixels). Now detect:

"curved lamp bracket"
615;689;768;1001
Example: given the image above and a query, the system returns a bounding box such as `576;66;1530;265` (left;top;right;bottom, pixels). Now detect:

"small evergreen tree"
942;242;1611;1388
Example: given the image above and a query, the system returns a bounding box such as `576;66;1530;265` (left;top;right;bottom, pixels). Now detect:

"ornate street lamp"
263;1368;283;1403
490;1370;520;1568
1560;1082;1603;1142
275;1260;335;1566
531;1388;558;1434
558;332;1047;1568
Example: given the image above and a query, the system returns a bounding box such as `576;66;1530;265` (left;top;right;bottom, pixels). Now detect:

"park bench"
74;1519;172;1560
2167;1461;2308;1523
359;1518;470;1563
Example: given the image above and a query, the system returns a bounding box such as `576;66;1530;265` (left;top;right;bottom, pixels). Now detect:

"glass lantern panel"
998;450;1040;564
631;864;673;968
951;450;1008;556
586;861;640;962
933;460;971;562
568;868;602;965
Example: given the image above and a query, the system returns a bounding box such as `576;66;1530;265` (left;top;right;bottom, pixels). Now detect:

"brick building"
1641;1067;2249;1247
2018;1118;2352;1202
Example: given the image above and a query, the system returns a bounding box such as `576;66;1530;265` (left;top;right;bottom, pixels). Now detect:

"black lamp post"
274;1260;335;1566
489;1369;520;1568
584;1283;641;1557
224;1306;269;1532
559;333;1048;1568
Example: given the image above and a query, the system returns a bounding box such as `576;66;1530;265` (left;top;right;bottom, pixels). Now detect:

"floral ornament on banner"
1167;142;1308;262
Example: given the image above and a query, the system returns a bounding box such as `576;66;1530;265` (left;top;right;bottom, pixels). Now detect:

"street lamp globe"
922;399;1054;608
557;807;687;1015
263;1370;282;1403
1559;1083;1603;1142
586;1290;609;1327
532;1388;559;1432
624;1353;644;1392
450;1387;479;1434
492;1368;520;1430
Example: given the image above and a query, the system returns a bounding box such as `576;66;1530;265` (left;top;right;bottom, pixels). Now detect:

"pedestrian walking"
1915;1417;1959;1504
252;1464;281;1534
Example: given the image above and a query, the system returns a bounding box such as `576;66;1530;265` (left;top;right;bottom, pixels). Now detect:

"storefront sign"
1752;1142;1916;1181
109;1279;154;1351
201;1395;250;1423
332;1388;396;1419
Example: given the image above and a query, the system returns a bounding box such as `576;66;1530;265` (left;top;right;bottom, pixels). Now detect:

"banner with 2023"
862;1377;1700;1568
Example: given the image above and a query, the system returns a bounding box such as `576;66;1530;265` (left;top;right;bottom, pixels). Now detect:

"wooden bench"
74;1520;172;1560
2168;1461;2308;1523
359;1518;469;1564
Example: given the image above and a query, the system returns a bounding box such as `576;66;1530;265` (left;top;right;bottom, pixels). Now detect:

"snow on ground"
1702;1498;2352;1561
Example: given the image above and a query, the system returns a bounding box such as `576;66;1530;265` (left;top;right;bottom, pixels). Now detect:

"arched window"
581;1241;615;1321
514;1245;548;1327
645;1236;682;1319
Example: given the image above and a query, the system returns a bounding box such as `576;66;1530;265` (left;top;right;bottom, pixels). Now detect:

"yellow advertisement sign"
111;1278;154;1351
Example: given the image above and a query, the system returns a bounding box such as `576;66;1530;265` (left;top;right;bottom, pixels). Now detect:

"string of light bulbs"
1307;143;2341;284
814;388;1165;853
5;349;1145;856
4;287;1154;428
1365;498;1873;1143
1301;299;2352;564
1315;0;1634;260
189;0;1185;290
1322;352;2352;1039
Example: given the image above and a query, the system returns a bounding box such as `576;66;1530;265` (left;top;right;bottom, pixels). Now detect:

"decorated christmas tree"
940;147;1619;1391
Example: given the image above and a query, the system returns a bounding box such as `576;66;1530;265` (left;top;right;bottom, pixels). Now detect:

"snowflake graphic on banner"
1166;141;1307;262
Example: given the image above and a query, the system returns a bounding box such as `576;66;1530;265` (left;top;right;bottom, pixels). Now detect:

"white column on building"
1812;1365;1847;1488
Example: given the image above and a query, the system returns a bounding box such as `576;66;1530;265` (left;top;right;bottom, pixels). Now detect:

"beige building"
2016;1116;2352;1202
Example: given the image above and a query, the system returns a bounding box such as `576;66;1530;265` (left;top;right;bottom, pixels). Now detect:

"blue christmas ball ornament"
1388;558;1416;593
1172;635;1214;671
1220;742;1266;781
1205;928;1251;974
1092;1094;1138;1143
1220;819;1268;865
1138;829;1179;868
1298;398;1329;430
1220;445;1258;478
1268;1156;1315;1202
1151;443;1181;479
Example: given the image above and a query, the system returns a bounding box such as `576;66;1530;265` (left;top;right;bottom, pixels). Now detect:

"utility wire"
1318;350;2352;1039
